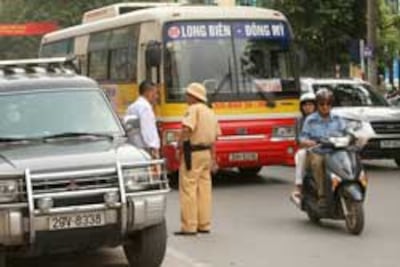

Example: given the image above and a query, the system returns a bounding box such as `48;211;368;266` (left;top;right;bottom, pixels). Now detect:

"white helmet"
300;92;316;104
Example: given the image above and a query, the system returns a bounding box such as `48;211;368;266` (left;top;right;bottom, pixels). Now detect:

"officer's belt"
191;144;211;151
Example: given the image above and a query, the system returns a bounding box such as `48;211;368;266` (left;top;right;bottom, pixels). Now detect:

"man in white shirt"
125;80;160;158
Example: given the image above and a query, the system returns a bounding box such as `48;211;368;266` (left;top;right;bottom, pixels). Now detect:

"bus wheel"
168;171;179;189
238;167;262;177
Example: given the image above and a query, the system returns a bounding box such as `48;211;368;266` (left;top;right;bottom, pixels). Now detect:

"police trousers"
179;150;212;232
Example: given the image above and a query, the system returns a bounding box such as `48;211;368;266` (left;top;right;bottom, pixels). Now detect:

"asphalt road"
11;160;400;267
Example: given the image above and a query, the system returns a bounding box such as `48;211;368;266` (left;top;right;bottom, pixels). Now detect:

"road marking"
166;247;212;267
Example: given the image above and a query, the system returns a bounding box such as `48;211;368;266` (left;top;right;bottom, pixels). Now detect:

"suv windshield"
0;90;123;139
312;83;388;107
164;20;297;102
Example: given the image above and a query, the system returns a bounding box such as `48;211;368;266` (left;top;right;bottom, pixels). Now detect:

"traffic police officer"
175;83;220;236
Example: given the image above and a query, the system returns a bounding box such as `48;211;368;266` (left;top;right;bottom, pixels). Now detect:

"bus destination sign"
165;21;289;41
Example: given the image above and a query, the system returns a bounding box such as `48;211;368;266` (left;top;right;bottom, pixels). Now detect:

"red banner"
0;22;58;36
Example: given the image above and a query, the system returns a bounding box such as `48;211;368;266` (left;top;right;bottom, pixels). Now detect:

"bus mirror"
146;41;161;67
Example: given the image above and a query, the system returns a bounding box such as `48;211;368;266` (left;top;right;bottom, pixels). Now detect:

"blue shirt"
300;112;346;143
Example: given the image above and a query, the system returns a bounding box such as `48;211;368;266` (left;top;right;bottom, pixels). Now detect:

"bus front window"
163;20;296;102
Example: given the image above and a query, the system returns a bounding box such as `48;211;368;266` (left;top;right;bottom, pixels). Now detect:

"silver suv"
301;78;400;167
0;58;169;267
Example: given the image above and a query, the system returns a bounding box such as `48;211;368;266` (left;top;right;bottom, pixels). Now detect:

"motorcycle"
296;134;368;235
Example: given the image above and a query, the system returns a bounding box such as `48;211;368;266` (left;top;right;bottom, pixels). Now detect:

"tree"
0;0;134;59
270;0;366;77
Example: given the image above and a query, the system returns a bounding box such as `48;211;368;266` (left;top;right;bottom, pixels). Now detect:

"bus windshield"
163;20;296;102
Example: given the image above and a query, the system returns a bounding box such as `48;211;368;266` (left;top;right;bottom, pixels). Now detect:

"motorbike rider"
299;88;346;206
290;92;316;204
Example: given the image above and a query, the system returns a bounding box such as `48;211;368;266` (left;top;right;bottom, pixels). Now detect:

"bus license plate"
229;152;258;162
380;140;400;148
49;212;105;230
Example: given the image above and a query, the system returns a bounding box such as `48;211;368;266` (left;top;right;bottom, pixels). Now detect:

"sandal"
290;190;302;207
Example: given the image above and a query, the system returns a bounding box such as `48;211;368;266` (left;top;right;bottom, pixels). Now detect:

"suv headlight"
122;168;151;192
272;126;296;140
0;180;19;202
345;118;362;131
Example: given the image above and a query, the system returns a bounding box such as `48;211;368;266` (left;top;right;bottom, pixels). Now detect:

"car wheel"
123;219;167;267
238;167;262;176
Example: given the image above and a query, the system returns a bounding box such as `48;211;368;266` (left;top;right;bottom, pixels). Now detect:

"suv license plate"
380;140;400;148
229;152;258;162
49;212;105;230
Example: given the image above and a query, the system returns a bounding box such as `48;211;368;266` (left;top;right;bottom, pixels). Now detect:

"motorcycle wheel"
344;201;364;235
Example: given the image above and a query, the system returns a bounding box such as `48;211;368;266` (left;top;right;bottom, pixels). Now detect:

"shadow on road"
212;169;289;188
285;217;356;237
9;249;127;267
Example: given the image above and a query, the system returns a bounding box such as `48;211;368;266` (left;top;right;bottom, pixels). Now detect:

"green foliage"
0;0;134;59
378;0;400;66
268;0;366;76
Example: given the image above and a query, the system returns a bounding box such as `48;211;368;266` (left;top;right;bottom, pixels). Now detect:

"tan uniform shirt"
182;103;220;145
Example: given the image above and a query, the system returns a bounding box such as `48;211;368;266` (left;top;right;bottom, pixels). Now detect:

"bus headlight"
271;126;295;141
0;180;19;203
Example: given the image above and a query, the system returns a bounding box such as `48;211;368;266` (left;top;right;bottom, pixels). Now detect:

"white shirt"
125;96;160;150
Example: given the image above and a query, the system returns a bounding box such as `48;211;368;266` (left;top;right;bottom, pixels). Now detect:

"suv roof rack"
0;57;80;76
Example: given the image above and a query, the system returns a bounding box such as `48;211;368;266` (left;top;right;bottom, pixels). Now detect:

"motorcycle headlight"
122;168;150;192
0;180;19;202
271;126;295;141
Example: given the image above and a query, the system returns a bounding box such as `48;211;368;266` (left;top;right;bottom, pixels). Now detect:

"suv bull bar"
0;159;169;246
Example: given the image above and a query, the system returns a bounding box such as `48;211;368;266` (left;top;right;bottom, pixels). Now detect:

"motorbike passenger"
299;88;346;206
290;92;316;204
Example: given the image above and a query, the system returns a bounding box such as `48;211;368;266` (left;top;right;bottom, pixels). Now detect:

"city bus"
40;3;300;177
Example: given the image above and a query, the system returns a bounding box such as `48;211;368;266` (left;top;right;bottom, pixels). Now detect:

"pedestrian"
124;80;160;159
174;83;221;236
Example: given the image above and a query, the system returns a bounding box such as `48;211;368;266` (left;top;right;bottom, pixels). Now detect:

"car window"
311;83;388;107
0;89;123;139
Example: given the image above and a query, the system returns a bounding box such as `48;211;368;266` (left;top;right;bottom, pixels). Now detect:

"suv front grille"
31;173;119;194
29;167;119;207
371;121;400;134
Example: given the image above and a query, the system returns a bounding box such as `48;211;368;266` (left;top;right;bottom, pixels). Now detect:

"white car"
301;78;400;167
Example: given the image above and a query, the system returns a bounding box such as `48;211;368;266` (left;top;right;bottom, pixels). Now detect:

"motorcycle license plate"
49;212;105;230
229;152;258;162
380;140;400;148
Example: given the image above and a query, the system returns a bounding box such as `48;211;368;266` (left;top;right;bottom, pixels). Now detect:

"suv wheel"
123;219;167;267
395;158;400;167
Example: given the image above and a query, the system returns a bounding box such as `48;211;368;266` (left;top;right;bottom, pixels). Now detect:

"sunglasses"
318;102;332;107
